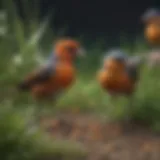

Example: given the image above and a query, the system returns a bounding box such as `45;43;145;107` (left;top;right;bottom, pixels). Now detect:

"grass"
0;102;87;160
0;0;160;159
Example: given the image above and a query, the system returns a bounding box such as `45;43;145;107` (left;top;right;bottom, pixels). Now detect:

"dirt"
41;112;160;160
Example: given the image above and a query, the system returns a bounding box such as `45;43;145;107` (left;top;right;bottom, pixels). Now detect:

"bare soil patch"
41;112;160;160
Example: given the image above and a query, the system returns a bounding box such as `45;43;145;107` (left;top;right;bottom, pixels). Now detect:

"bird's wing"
104;49;128;61
126;56;144;81
18;53;58;90
18;65;55;90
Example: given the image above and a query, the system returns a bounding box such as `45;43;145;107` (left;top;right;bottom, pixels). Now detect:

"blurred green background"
0;0;160;159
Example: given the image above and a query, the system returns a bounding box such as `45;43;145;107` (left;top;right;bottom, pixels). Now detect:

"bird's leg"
124;95;133;125
35;103;43;125
108;94;117;121
40;91;61;121
45;98;56;119
29;99;44;130
28;91;61;131
50;90;62;109
26;102;39;132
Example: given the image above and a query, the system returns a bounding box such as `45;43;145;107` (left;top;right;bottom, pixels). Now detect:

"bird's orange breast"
145;23;160;45
98;70;135;95
32;63;75;98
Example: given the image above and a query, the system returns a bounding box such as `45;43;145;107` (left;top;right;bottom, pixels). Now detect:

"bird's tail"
127;55;146;68
17;80;32;91
17;66;53;92
17;74;39;91
126;55;146;82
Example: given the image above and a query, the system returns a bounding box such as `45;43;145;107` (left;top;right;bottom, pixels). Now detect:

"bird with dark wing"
142;8;160;46
97;49;144;121
17;38;85;123
18;38;85;99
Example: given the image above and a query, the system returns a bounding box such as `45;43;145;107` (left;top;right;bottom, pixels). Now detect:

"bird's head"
141;8;160;24
145;23;160;45
103;49;128;72
141;9;160;45
52;38;85;63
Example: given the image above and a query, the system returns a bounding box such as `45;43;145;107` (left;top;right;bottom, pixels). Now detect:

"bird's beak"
77;48;86;57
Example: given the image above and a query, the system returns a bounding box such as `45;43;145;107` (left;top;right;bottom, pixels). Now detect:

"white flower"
13;54;23;66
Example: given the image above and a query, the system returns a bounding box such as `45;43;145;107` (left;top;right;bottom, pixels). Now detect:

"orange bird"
17;38;85;122
18;38;85;99
142;8;160;46
98;49;144;121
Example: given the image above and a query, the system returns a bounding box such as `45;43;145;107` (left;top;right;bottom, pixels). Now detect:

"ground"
41;111;160;160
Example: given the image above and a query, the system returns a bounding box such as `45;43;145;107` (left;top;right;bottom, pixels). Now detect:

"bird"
17;38;85;124
97;49;144;122
142;8;160;46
